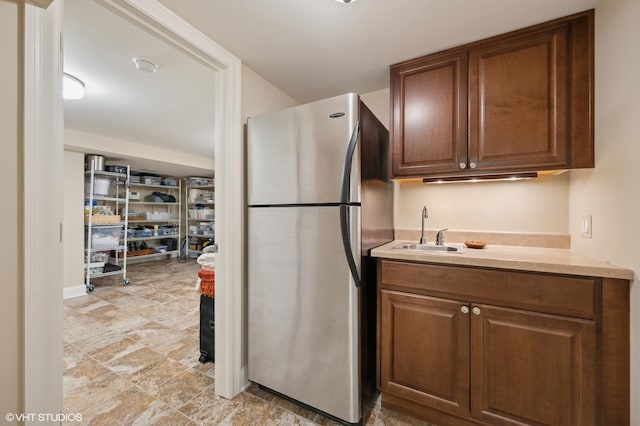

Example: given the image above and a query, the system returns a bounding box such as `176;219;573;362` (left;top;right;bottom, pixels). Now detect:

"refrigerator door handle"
340;121;361;288
339;121;359;204
340;205;361;287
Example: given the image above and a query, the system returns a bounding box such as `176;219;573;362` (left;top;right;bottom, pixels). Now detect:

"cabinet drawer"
379;260;598;319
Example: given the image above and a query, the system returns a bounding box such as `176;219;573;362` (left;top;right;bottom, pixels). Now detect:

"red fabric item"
198;269;215;297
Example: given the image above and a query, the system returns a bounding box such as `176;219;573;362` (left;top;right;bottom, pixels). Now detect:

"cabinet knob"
469;162;477;169
472;307;481;315
461;306;469;314
459;162;467;169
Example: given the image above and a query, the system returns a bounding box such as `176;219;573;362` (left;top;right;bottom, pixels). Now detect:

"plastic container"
85;176;114;197
90;226;120;249
153;245;168;253
143;176;162;185
146;212;171;220
202;208;214;220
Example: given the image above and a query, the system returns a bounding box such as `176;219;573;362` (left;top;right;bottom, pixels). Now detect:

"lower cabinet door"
380;290;470;417
470;304;597;426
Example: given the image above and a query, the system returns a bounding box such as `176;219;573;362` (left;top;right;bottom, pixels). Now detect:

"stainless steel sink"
393;242;464;253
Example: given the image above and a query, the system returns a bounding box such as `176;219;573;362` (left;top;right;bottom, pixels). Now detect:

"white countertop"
371;240;634;281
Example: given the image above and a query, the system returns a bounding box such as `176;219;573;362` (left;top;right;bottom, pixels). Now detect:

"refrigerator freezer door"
248;205;361;423
247;93;360;205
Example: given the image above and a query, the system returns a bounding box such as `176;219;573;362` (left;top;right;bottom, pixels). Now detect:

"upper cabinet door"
390;50;468;177
468;26;569;172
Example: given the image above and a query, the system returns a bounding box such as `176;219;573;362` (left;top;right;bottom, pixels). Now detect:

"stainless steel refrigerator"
247;93;393;424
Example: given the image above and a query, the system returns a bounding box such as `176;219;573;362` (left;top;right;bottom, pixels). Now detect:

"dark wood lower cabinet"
378;259;629;426
380;291;469;417
470;305;596;426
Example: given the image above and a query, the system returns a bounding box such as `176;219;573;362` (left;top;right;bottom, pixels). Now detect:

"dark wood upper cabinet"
391;50;468;176
390;10;594;178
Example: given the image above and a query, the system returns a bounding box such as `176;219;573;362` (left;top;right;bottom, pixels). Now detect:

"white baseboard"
63;285;86;299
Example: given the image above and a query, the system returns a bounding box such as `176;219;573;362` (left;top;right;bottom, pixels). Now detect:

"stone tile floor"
64;258;430;425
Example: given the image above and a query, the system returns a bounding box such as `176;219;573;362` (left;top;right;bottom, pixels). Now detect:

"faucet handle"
435;228;449;245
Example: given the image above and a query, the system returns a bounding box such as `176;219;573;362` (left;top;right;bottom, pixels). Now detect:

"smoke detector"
132;57;159;73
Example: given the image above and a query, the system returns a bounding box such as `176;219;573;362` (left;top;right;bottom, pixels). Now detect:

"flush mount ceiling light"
63;73;85;100
335;0;358;3
132;57;159;73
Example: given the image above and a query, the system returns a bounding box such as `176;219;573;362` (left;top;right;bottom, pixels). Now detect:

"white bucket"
85;176;112;196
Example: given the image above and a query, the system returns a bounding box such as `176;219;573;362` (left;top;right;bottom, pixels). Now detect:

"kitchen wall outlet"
581;215;592;238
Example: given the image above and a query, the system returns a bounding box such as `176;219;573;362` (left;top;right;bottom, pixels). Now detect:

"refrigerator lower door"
248;205;361;423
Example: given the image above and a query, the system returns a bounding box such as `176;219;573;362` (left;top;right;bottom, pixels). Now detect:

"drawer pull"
472;307;481;315
461;306;469;314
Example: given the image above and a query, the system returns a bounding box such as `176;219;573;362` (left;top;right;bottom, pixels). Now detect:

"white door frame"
23;1;64;418
25;0;245;412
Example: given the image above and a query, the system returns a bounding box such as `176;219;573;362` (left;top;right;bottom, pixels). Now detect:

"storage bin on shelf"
186;176;214;186
189;206;214;220
85;214;121;224
84;204;120;224
142;175;162;185
161;177;177;186
90;251;110;263
146;211;171;220
90;225;121;249
190;222;214;236
84;176;115;197
84;262;105;276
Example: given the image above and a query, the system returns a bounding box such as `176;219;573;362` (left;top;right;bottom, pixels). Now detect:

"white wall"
360;88;570;235
63;150;86;293
570;0;639;422
0;0;23;416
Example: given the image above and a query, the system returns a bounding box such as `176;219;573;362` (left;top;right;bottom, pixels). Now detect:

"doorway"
24;0;244;414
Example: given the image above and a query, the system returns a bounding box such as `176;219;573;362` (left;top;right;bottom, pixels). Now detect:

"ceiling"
63;0;216;176
64;0;597;175
157;0;597;103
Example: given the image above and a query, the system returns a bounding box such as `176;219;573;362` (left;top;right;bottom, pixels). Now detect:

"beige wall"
360;88;570;235
0;0;23;416
241;64;299;122
570;0;640;422
394;173;569;233
65;128;214;172
64;150;86;291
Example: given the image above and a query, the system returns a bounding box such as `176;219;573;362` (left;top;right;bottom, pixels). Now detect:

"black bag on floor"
199;294;215;363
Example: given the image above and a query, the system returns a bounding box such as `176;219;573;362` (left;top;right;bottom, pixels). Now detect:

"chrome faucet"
419;206;428;244
435;228;449;246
